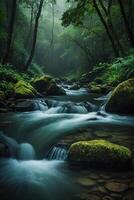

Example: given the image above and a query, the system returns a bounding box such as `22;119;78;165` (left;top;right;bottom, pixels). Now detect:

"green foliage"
91;53;134;86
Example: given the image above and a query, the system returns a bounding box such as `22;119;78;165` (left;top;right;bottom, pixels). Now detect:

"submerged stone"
68;140;132;170
105;78;134;115
105;182;128;193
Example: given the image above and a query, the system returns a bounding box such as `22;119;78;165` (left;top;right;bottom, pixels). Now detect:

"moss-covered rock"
32;75;66;95
68;140;132;169
105;78;134;114
14;80;38;99
32;75;53;93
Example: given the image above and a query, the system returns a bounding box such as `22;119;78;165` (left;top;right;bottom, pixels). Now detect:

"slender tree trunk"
24;4;34;49
23;0;44;71
118;0;134;46
93;0;119;56
2;0;17;64
98;0;124;56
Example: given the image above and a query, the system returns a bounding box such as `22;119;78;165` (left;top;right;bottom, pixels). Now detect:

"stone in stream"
76;177;96;187
0;132;19;158
32;75;66;95
105;182;129;193
105;78;134;115
13;99;48;112
14;80;38;99
76;193;101;200
68;140;132;170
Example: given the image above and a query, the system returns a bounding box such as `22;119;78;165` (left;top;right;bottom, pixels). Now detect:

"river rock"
76;193;101;200
70;84;80;90
105;78;134;115
105;182;129;193
14;80;38;99
68;140;132;169
76;177;96;187
32;75;66;95
13;99;48;112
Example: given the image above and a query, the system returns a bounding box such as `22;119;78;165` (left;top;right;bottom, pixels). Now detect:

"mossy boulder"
14;80;38;99
88;82;111;94
105;78;134;114
32;75;53;93
32;75;66;96
68;140;132;169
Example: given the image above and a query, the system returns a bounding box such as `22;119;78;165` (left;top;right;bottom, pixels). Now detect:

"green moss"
106;78;134;114
68;140;132;169
14;80;38;99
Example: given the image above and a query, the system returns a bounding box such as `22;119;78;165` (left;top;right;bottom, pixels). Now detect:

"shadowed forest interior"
0;1;134;200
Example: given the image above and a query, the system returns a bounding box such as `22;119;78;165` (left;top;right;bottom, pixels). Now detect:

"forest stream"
0;84;134;200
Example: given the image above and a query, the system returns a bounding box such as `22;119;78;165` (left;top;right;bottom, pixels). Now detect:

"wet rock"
89;174;100;180
0;132;19;158
123;191;134;200
32;75;66;96
47;83;66;95
76;177;96;187
102;196;113;200
14;80;38;99
13;99;48;112
0;142;10;157
76;193;101;200
68;140;132;170
105;182;129;193
70;84;80;90
105;78;134;115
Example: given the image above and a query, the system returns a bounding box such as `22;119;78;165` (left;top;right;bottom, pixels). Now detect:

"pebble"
105;182;129;193
76;177;96;187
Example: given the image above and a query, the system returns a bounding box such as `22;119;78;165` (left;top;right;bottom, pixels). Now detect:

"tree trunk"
24;4;34;49
98;0;124;56
93;0;119;57
2;0;17;64
23;0;44;71
118;0;134;46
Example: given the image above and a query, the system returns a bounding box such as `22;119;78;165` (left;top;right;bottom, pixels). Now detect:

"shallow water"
0;85;134;200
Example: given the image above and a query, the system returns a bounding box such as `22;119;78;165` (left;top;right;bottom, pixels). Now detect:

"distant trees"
62;0;134;57
117;0;134;47
23;0;44;71
2;0;17;64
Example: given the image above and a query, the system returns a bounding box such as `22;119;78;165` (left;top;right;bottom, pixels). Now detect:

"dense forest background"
0;0;134;84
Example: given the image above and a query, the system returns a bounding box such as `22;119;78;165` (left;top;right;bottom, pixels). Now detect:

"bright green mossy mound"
14;80;38;99
68;140;132;169
105;78;134;115
33;75;66;95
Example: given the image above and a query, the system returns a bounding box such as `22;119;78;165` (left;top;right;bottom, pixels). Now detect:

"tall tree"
23;0;44;71
92;0;119;56
98;0;124;56
118;0;134;47
2;0;17;64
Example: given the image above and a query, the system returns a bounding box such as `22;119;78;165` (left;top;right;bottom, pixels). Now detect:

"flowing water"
0;85;134;200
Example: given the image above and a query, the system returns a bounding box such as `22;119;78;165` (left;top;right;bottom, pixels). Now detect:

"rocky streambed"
0;78;134;200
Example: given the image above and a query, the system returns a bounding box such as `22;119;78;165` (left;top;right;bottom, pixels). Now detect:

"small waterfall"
47;145;68;161
18;143;36;160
